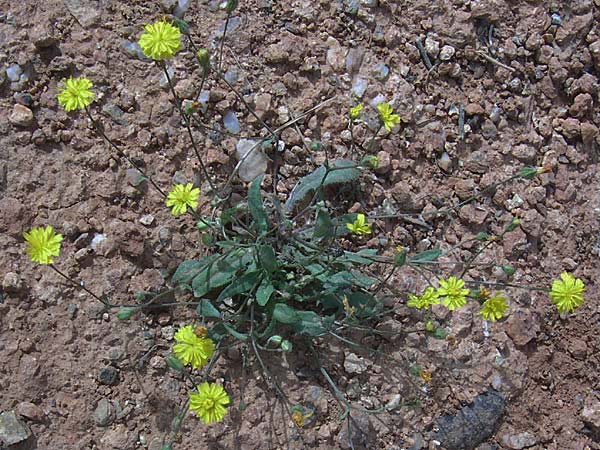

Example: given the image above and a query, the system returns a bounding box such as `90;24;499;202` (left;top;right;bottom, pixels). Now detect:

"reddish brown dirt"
0;1;599;449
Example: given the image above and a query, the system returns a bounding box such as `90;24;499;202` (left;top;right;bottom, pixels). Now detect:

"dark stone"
98;366;119;386
432;390;506;450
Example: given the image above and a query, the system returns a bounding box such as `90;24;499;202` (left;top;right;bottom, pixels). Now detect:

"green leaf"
323;271;376;289
409;249;442;264
248;175;268;233
347;291;381;318
256;278;275;306
196;299;221;318
217;270;261;301
285;159;361;212
258;244;278;274
338;249;378;265
313;209;334;239
272;304;333;336
272;303;298;324
222;323;248;341
192;250;251;297
172;258;214;285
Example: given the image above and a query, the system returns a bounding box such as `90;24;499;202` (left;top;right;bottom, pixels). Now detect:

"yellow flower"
23;225;63;265
437;276;470;311
166;182;200;216
173;325;215;368
346;213;372;235
57;77;95;112
419;369;432;382
189;382;230;424
376;102;400;131
549;272;585;313
349;103;363;120
479;293;508;321
407;287;440;310
138;20;182;60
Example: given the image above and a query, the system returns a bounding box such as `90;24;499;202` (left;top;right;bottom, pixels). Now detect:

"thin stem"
218;9;232;73
465;279;549;292
50;264;106;305
161;62;216;192
84;107;167;197
425;173;523;219
216;71;277;138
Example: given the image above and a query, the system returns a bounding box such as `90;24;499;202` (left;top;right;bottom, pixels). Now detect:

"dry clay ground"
0;0;600;449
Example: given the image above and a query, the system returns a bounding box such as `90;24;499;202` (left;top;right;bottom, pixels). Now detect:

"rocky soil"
0;0;599;449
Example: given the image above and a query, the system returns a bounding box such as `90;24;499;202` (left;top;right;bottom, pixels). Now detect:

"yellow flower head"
138;20;182;60
173;325;215;368
166;182;200;216
189;382;230;424
346;213;372;235
349;103;363;120
419;368;433;382
407;287;440;310
479;293;508;321
549;272;585;313
376;102;400;131
23;225;63;265
57;77;95;112
437;276;470;311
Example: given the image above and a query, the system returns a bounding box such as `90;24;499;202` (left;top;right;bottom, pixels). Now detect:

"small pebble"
93;398;116;427
6;64;22;82
67;303;78;320
121;40;149;60
160;66;175;88
224;68;238;85
438;152;452;172
2;272;24;294
373;62;390;81
9;104;34;127
424;35;440;58
139;214;155;226
439;45;456;61
14;92;33;106
223;110;241;134
352;77;368;98
90;234;106;251
98;366;120;386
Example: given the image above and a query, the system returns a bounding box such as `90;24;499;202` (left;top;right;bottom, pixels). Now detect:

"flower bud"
505;217;521;232
501;264;516;277
394;246;407;267
196;48;210;74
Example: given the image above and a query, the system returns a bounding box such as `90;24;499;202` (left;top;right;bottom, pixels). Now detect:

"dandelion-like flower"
57;77;95;112
407;287;440;310
549;272;585;313
376;102;400;131
166;183;200;216
173;325;215;368
138;20;182;60
349;103;363;120
189;382;230;424
479;293;508;321
23;225;63;265
437;276;470;311
346;213;372;235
